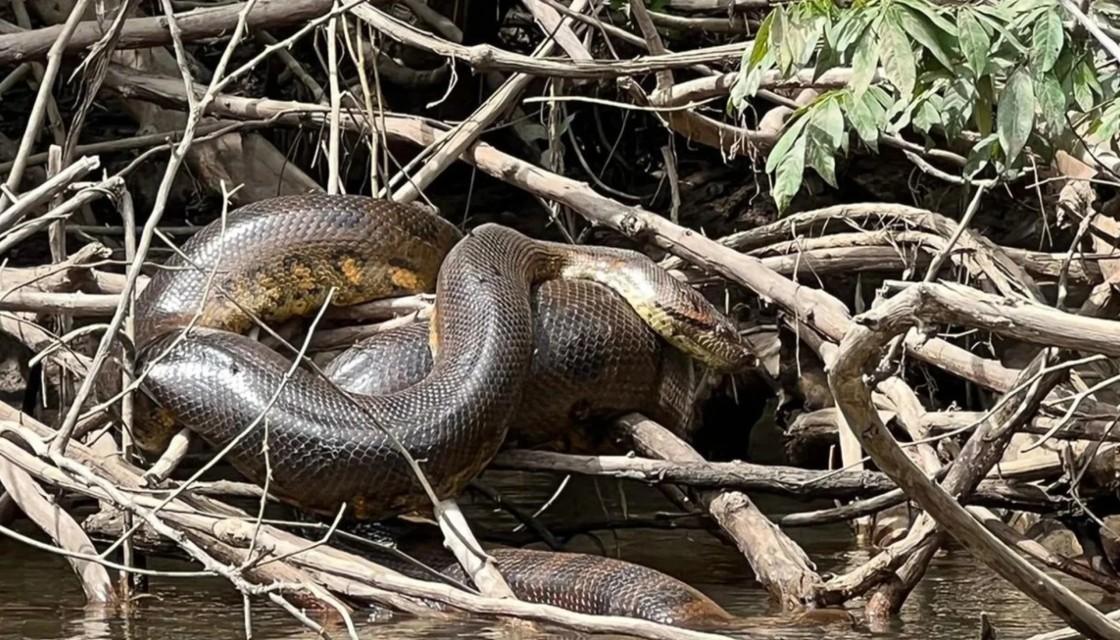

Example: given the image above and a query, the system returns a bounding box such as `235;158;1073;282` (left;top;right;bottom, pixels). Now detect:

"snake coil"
133;194;751;627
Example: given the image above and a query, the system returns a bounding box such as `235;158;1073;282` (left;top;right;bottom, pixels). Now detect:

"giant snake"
131;194;753;628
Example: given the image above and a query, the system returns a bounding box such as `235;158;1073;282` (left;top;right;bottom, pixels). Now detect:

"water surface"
0;424;1111;639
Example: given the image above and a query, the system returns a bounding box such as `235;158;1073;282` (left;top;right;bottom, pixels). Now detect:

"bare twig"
325;4;342;194
0;0;337;65
0;155;98;235
0;0;90;211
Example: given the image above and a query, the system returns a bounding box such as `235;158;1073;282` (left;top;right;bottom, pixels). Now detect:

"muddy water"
0;428;1114;639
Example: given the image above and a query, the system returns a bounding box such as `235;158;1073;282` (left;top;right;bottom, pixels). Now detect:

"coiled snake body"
134;194;750;627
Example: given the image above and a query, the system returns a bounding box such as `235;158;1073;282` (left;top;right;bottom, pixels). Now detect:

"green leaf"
913;99;941;134
729;71;754;109
770;7;788;71
843;92;879;150
894;5;953;68
880;19;916;99
997;69;1036;163
1036;73;1067;132
771;8;798;74
766;117;810;212
786;14;825;71
886;95;914;133
975;76;994;136
1030;11;1064;72
867;85;895;110
746;11;774;72
973;9;1025;53
971;2;1014;22
765;116;810;174
850;28;881;100
805;137;838;188
734;9;779;109
805;100;843;187
816;97;845;146
957;9;991;78
942;76;976;139
896;0;958;35
731;48;773;107
964;133;1000;177
1052;44;1075;80
1073;59;1099;111
832;9;870;52
814;32;841;79
1095;101;1120;143
1102;71;1120;100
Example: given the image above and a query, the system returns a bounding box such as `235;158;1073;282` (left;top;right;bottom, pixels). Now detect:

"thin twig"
326;3;342;194
0;0;91;211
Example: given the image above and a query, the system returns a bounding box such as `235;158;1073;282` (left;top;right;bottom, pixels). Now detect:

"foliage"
730;0;1120;211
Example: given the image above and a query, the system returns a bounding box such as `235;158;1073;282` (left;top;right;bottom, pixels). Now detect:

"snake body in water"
133;194;753;628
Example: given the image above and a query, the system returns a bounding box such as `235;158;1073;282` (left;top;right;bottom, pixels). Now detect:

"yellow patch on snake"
257;273;278;290
288;261;316;292
390;266;423;290
339;256;365;285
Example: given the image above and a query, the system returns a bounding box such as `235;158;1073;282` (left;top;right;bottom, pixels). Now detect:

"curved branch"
828;281;1120;639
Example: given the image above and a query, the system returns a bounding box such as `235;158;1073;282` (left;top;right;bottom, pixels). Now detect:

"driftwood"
614;414;822;610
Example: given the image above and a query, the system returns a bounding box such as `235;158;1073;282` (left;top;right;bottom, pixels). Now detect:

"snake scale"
132;194;753;628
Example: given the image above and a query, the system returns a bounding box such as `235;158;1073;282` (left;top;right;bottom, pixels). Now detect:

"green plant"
731;0;1120;211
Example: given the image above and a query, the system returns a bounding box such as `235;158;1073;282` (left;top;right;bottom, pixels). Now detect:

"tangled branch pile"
3;0;1120;638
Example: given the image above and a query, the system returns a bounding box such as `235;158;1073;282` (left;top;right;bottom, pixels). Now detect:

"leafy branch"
732;0;1120;211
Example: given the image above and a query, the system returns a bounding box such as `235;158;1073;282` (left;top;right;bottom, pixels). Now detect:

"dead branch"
0;0;339;66
828;282;1120;638
0;155;98;234
790;407;1120;446
615;414;823;610
490;448;1058;509
0;0;90;211
351;5;749;79
390;0;592;202
0;457;115;603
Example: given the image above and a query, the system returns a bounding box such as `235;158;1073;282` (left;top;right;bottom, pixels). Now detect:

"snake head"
638;288;757;374
677;310;757;373
693;318;757;373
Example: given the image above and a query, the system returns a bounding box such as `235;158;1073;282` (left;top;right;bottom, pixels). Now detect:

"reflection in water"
0;469;1111;639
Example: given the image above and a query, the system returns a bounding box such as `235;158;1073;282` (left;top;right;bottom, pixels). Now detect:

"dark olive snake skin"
325;278;704;452
368;538;735;628
133;194;749;626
